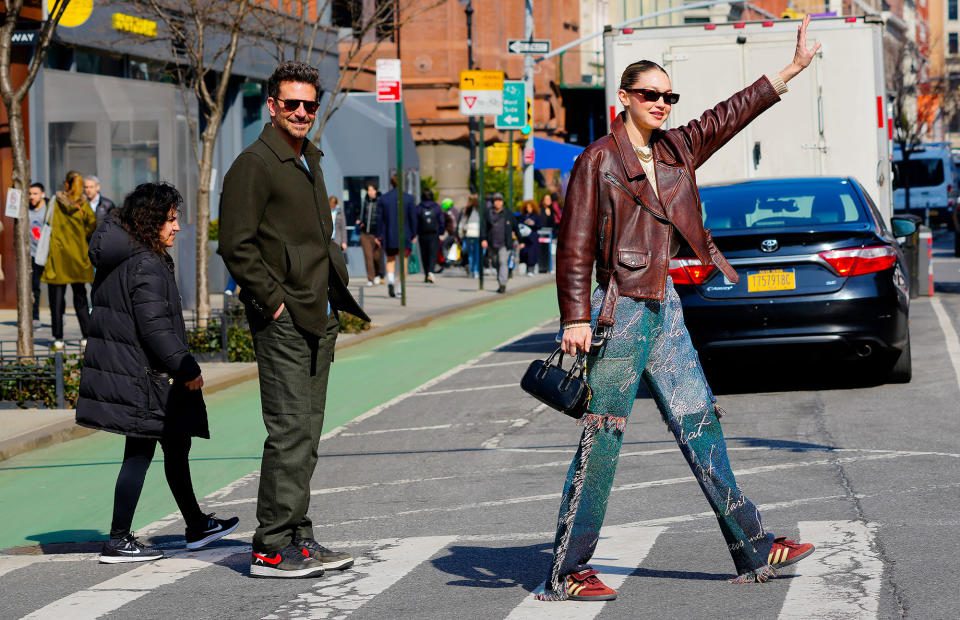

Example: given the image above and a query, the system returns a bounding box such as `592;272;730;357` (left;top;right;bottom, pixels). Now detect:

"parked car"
673;177;916;382
893;142;958;229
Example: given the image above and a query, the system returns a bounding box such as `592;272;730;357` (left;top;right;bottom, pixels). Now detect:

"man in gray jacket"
219;61;368;580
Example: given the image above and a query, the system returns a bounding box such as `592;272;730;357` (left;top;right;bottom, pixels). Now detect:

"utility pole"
522;0;535;201
463;1;477;193
395;0;406;305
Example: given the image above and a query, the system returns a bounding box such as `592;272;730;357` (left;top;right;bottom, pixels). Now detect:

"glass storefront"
110;120;160;201
48;121;97;190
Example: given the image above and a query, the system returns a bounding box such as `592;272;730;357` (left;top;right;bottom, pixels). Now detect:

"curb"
0;279;554;463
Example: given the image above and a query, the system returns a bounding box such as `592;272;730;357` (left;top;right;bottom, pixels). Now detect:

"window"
110;121;159;201
684;16;710;24
331;0;362;29
892;158;946;189
951;0;958;20
48;122;97;190
242;81;267;148
951;32;959;55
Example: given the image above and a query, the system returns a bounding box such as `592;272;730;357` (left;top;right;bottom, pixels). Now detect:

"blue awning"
532;137;584;173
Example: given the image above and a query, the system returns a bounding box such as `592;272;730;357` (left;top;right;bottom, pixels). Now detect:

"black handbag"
520;348;592;419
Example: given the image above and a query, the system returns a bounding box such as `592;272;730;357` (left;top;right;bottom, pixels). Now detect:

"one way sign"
507;39;550;54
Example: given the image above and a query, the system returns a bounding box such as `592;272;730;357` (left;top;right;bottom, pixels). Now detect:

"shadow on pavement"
1;531;105;554
432;543;552;592
724;437;836;452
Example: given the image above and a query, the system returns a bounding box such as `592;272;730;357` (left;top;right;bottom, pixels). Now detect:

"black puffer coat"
76;216;208;439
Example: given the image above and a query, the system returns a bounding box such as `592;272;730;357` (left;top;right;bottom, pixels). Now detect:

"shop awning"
532;136;585;173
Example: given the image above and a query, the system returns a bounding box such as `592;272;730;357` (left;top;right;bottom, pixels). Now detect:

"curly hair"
267;61;321;100
118;182;183;256
64;170;85;204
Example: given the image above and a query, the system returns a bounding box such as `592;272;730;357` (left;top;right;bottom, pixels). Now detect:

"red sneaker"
768;537;815;568
565;568;617;601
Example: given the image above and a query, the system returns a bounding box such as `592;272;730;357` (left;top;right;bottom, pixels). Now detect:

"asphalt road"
2;235;959;619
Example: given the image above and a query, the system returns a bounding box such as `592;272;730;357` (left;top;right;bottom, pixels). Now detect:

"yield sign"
464;96;477;109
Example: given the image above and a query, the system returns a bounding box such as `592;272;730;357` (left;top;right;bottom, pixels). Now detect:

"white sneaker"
374;276;381;285
80;339;88;347
52;340;65;350
366;280;374;287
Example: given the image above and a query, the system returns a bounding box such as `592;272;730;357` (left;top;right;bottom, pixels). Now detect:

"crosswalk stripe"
504;525;666;618
263;535;458;619
21;546;244;619
778;520;883;619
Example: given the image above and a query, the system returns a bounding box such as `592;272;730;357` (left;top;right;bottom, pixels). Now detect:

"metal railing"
0;350;78;409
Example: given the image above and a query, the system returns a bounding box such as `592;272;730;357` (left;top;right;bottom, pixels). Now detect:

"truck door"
744;41;822;179
664;44;747;184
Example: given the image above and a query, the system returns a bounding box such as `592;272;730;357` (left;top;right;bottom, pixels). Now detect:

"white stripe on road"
413;383;519;396
263;536;457;620
505;526;666;619
469;359;534;368
931;296;960;390
481;415;535;449
22;546;243;619
337;418;529;437
778;520;883;620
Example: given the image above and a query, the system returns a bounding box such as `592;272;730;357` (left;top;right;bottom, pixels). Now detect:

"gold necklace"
633;143;653;163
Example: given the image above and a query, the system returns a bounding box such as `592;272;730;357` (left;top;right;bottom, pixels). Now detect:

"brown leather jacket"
557;76;781;325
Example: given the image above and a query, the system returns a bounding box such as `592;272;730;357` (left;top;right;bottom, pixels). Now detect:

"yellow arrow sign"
460;70;504;91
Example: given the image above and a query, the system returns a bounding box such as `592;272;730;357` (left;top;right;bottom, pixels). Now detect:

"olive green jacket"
219;124;368;336
41;192;96;285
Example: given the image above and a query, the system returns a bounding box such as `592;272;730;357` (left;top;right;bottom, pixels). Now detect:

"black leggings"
48;282;90;340
110;436;206;539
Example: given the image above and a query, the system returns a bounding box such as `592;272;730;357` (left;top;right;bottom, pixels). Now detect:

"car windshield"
892;158;945;188
699;181;868;231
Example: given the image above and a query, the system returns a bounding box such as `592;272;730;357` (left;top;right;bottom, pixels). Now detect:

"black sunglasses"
275;98;320;114
624;88;680;105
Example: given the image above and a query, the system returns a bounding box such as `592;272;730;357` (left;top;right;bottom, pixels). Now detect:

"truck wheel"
886;335;912;384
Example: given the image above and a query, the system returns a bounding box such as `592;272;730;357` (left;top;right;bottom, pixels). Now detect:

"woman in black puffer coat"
77;182;238;563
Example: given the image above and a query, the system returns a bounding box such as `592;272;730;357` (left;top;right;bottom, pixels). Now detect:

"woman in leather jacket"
538;17;821;602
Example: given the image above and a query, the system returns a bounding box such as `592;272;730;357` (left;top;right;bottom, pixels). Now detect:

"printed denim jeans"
538;279;776;600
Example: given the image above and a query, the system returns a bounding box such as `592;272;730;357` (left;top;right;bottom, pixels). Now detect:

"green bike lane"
0;283;557;550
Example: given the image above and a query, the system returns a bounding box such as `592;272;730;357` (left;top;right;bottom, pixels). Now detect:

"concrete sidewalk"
0;268;553;462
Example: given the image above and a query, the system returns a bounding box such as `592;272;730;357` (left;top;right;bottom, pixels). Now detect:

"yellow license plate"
747;269;796;292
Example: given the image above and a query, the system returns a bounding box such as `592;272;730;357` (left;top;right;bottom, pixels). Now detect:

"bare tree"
0;0;72;356
135;0;252;323
260;0;443;141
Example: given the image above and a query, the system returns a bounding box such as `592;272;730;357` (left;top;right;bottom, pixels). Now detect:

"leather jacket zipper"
601;172;671;224
598;214;608;256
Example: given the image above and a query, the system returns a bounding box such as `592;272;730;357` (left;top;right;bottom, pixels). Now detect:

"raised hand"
780;15;822;83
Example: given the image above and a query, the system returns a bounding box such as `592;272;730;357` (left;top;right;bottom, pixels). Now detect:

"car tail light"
669;258;716;284
819;246;897;276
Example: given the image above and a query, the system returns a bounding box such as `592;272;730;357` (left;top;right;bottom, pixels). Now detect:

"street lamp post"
461;0;478;193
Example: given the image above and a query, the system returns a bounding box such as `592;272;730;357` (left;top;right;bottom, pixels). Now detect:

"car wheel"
886;335;912;384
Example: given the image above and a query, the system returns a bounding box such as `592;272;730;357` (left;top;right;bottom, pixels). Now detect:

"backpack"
419;204;438;235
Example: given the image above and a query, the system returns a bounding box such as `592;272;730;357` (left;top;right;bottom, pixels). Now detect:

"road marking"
337;418;529;437
22;546;243;619
505;526;666;618
263;536;457;619
481;414;536;449
313;451;920;529
931;296;960;390
469;359;533;368
778;520;882;619
413;383;519;396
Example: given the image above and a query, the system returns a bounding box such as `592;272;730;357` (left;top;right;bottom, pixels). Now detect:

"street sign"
10;30;38;46
485;142;521;168
459;70;503;116
495;81;525;130
523;147;535;165
507;39;550;54
376;59;402;103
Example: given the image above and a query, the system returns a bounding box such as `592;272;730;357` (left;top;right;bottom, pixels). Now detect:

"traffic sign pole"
396;101;406;306
478;118;485;292
508;130;514;215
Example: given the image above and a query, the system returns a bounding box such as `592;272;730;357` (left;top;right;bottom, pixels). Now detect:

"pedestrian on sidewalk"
28;182;47;323
42;170;96;349
540;194;558;273
438;197;460;274
329;195;348;251
415;189;443;283
76;182;239;564
84;175;116;226
376;174;417;298
538;17;821;602
357;183;383;286
517;200;542;276
481;192;519;294
459;195;481;278
219;61;368;579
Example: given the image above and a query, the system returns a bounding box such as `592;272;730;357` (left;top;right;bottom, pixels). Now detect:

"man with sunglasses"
220;61;368;580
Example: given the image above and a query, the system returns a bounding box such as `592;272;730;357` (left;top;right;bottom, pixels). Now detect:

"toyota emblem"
760;239;779;253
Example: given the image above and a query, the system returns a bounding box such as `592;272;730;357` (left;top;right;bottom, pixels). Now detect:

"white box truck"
603;16;893;220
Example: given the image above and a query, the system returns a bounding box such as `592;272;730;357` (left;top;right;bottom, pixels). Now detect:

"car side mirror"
890;217;917;237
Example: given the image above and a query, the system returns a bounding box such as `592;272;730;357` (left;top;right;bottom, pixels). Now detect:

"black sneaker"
388;283;396;297
99;533;164;564
293;537;355;570
250;544;325;578
185;513;239;550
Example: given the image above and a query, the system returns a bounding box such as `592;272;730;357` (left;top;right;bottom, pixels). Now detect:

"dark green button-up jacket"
219;124;368;336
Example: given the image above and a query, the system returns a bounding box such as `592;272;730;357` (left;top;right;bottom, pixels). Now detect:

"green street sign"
495;81;525;130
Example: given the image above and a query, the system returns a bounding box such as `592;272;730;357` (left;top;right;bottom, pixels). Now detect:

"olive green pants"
248;307;339;553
